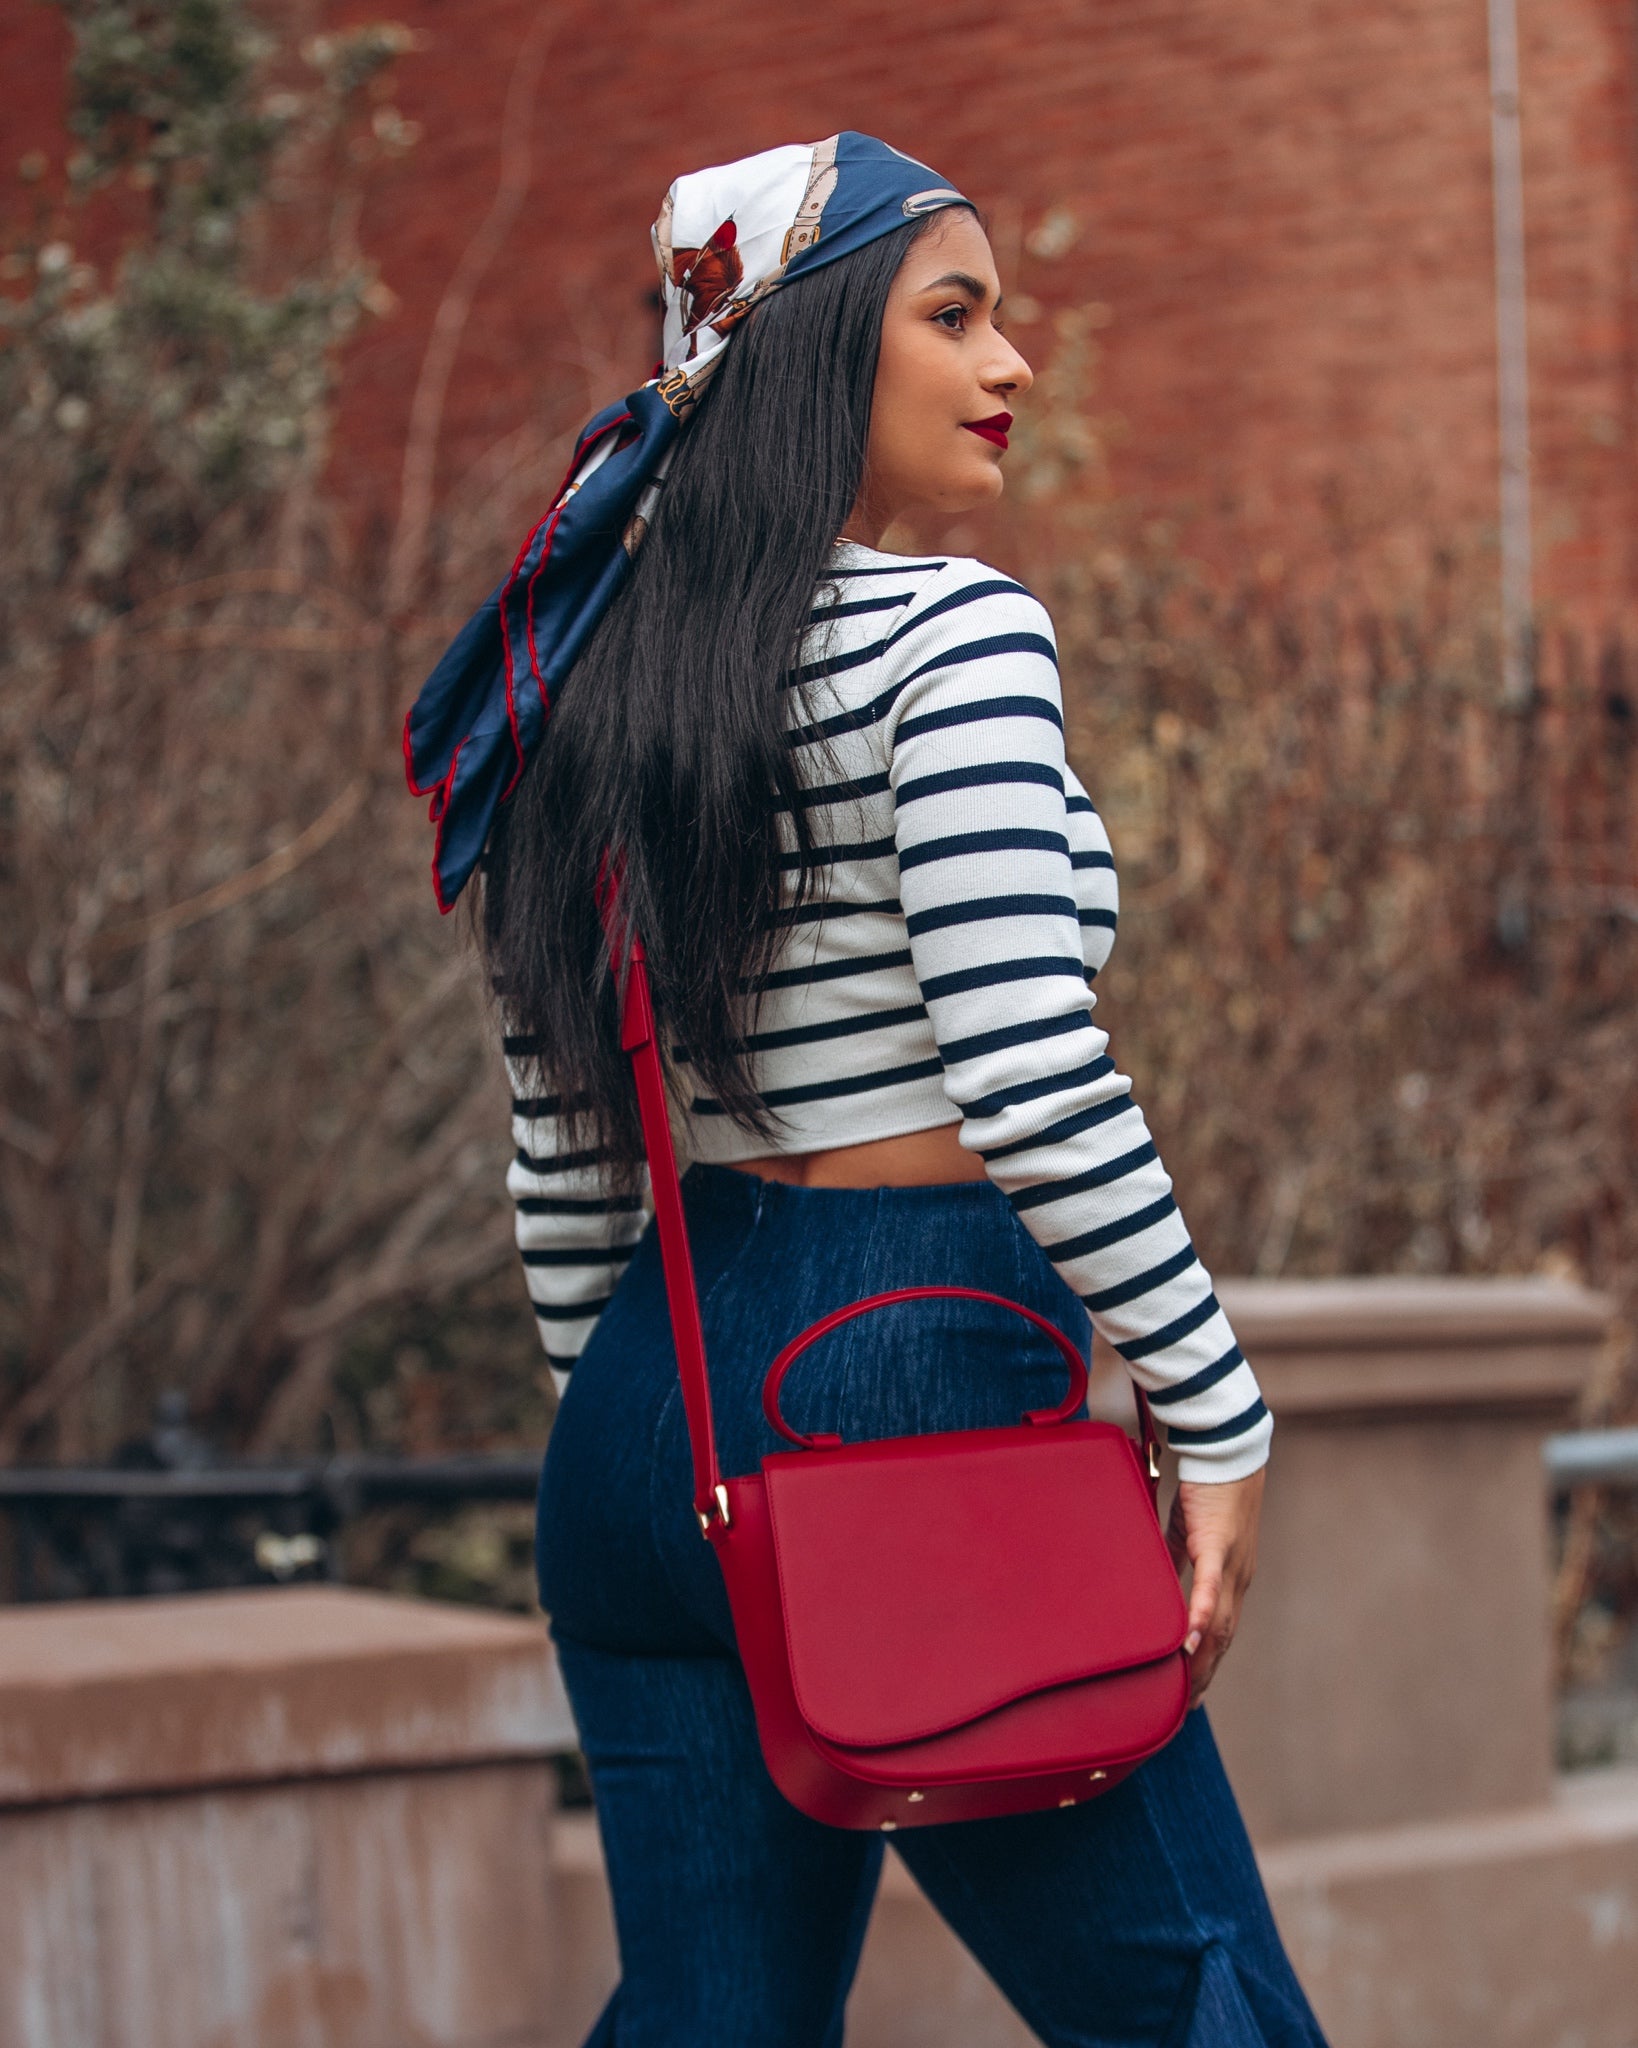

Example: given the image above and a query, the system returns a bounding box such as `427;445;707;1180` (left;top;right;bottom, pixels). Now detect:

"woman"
407;134;1326;2048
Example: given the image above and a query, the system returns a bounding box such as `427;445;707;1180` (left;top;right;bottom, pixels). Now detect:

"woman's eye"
934;304;967;331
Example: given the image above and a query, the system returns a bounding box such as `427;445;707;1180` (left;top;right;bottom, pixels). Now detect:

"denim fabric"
537;1163;1329;2048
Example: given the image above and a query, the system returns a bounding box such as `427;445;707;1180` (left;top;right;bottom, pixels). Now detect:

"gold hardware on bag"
1089;1769;1108;1782
1058;1796;1076;1807
907;1791;925;1803
1148;1440;1161;1481
695;1483;732;1537
880;1819;897;1831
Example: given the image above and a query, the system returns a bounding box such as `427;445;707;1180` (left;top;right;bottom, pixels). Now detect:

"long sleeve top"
505;541;1272;1483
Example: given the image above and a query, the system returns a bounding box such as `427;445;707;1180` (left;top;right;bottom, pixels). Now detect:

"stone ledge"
1217;1273;1612;1351
2;1761;561;2048
1259;1767;1638;2048
0;1585;575;1808
548;1773;1638;2048
1216;1275;1610;1419
1256;1760;1638;1883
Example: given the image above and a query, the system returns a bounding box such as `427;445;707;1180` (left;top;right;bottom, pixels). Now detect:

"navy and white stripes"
506;541;1272;1481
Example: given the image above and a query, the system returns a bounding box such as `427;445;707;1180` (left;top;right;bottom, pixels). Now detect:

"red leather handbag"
609;914;1191;1832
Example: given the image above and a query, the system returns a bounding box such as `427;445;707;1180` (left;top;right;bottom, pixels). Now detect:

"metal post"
1488;0;1535;707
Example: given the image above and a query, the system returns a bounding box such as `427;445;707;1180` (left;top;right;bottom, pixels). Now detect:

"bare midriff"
723;1120;990;1189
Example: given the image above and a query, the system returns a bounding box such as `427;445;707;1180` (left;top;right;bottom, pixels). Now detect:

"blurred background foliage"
0;2;1633;1710
0;0;539;1486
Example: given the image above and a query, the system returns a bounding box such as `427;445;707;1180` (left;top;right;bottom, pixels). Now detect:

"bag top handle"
762;1286;1093;1447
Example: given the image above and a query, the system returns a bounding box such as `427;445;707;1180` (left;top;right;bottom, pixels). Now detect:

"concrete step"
540;1768;1638;2048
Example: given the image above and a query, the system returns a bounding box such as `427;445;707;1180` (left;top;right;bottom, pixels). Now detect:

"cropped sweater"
505;541;1272;1483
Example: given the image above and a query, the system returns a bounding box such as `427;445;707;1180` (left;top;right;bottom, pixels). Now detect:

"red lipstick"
962;411;1013;449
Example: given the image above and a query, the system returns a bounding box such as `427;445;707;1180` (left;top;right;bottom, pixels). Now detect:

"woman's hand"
1164;1467;1266;1707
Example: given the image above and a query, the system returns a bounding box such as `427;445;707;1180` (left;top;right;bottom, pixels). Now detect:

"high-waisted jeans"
537;1162;1329;2048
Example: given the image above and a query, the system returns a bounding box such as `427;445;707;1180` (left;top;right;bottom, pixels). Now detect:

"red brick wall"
7;0;1635;635
1518;0;1638;635
336;0;1506;601
0;7;73;200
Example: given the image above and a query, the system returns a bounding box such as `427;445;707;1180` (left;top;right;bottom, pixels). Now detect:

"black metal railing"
0;1400;542;1601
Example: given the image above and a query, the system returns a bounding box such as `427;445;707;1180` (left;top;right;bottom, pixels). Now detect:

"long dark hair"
481;208;957;1175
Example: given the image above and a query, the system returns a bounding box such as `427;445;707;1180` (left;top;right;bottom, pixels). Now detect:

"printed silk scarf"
403;131;971;910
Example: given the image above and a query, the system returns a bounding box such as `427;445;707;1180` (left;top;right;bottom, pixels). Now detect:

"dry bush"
1049;551;1635;1320
0;1;577;1466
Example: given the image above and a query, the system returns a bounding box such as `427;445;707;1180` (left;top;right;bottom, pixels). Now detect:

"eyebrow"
918;269;1004;311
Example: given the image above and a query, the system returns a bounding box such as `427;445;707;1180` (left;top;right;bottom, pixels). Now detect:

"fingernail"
1184;1630;1201;1656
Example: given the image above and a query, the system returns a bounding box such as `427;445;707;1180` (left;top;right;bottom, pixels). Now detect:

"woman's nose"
1007;343;1035;393
989;340;1034;396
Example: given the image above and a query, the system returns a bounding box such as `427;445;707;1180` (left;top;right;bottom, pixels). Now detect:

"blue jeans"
538;1164;1328;2047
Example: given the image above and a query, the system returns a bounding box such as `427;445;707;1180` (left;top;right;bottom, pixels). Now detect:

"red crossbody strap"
597;868;730;1533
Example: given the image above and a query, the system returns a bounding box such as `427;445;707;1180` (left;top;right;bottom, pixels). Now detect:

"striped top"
506;541;1272;1482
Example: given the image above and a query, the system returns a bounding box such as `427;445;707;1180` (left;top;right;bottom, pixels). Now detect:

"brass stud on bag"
1089;1769;1108;1782
907;1791;926;1803
1059;1796;1076;1807
880;1819;898;1832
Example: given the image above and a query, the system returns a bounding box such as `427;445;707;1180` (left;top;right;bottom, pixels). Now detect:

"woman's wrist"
1170;1416;1274;1487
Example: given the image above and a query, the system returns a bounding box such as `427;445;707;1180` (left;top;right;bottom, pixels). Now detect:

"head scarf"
403;132;972;910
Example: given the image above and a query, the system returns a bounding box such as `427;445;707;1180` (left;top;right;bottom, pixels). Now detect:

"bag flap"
763;1422;1187;1750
